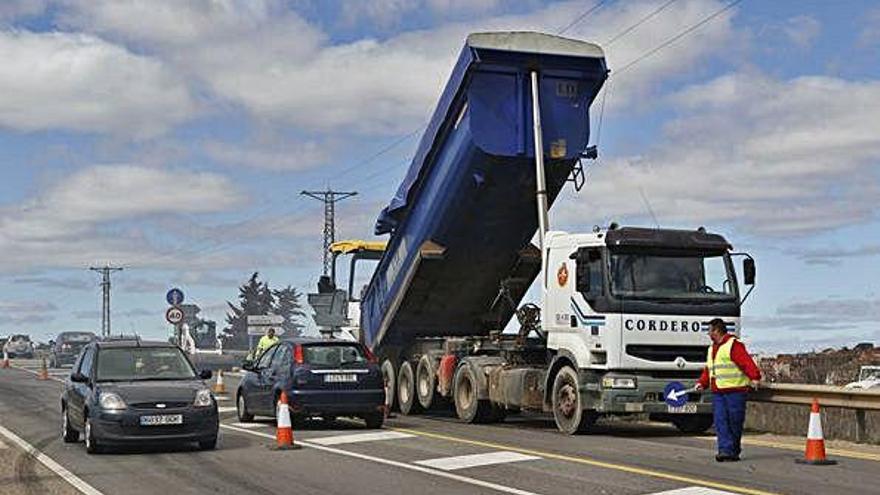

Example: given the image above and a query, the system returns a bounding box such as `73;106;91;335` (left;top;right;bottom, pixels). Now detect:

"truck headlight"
193;389;213;407
99;392;127;411
602;377;637;389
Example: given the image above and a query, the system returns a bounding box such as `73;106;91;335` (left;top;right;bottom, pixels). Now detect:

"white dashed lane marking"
217;406;237;413
414;451;542;471
309;431;416;446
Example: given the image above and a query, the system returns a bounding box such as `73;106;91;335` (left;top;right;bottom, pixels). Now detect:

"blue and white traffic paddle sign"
166;287;185;306
664;381;690;408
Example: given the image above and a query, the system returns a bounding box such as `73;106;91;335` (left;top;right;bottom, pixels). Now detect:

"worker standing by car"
253;327;280;359
695;318;761;462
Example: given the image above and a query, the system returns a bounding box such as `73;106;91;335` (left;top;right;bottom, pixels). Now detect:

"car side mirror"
199;369;213;380
70;372;89;383
241;360;255;372
743;258;756;285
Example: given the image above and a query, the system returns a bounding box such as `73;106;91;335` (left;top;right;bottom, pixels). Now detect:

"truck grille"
626;345;706;363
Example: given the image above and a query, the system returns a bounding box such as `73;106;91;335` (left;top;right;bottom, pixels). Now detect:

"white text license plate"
324;374;357;383
667;403;698;414
140;414;183;426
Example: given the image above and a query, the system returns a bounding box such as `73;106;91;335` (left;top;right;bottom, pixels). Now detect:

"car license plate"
139;414;183;426
324;374;357;383
667;403;698;414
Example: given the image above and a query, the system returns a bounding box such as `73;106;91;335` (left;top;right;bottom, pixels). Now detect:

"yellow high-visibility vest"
707;337;751;389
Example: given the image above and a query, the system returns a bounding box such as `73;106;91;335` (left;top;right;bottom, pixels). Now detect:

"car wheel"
61;408;78;443
552;366;597;435
84;418;102;454
380;359;397;412
198;437;218;450
236;391;254;422
397;361;422;415
363;412;384;429
453;364;493;423
416;355;437;410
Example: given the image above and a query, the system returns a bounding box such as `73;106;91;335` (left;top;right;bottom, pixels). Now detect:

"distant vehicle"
3;334;34;359
845;365;880;390
49;332;97;368
237;338;385;428
61;339;219;454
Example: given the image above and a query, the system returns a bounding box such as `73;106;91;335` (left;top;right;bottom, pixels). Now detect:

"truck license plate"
139;414;183;426
324;374;357;383
667;403;698;414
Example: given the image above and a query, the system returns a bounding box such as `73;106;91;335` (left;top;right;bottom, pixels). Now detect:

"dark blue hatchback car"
236;338;385;428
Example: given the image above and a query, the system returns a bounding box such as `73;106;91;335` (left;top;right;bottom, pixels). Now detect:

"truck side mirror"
743;258;756;285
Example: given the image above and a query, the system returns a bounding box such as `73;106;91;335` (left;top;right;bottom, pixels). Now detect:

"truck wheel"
453;365;493;423
672;415;713;434
381;359;398;412
397;361;423;415
416;355;438;410
552;366;596;435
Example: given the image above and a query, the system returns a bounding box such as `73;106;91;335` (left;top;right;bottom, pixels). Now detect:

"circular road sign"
165;306;185;325
166;288;185;306
664;381;689;408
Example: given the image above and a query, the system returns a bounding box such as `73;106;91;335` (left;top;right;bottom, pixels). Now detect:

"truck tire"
397;361;423;415
416;355;438;410
552;366;597;435
672;414;713;434
453;364;494;423
381;359;398;412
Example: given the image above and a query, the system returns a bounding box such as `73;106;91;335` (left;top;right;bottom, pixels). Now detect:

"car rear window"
63;333;94;343
302;344;366;367
96;347;196;381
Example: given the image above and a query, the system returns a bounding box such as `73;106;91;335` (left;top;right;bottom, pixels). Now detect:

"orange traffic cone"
275;391;300;450
212;370;227;394
37;357;49;380
1;351;9;369
795;398;837;465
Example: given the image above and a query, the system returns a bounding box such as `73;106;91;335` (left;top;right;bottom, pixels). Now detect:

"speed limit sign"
165;306;184;325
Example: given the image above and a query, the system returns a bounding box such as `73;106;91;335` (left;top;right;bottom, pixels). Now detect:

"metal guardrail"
751;383;880;443
751;383;880;411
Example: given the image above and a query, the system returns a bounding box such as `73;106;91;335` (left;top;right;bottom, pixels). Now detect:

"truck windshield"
610;251;735;301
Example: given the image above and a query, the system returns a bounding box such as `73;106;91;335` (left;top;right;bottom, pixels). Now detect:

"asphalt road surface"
2;359;879;495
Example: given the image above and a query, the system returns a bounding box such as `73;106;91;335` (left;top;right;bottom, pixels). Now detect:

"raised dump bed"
362;31;607;351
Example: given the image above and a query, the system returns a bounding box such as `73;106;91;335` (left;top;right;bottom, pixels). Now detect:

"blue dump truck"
319;32;756;434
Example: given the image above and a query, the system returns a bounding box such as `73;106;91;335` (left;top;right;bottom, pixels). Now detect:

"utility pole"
89;265;123;337
301;189;357;276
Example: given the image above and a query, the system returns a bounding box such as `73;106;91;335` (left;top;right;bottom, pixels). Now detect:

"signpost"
166;288;185;306
165;306;185;325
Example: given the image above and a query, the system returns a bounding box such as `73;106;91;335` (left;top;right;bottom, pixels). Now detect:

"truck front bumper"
586;372;713;415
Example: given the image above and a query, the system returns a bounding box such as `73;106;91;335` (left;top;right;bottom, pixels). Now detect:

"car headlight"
99;392;127;411
602;376;637;389
193;389;213;407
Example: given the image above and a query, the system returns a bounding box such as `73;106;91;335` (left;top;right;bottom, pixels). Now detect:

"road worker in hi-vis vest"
695;318;761;462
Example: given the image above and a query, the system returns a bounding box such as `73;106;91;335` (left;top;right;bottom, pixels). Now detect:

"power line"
301;190;358;276
605;0;678;45
557;0;609;36
89;265;123;337
616;0;744;75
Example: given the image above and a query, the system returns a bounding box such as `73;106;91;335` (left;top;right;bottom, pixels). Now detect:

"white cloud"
0;165;246;272
0;300;57;325
560;72;880;236
57;0;741;134
203;140;332;171
781;15;821;49
0;30;195;137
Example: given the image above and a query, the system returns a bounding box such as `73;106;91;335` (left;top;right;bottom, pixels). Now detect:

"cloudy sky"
0;0;878;353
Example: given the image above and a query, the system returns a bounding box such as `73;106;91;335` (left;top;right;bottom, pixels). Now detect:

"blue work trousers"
712;391;747;456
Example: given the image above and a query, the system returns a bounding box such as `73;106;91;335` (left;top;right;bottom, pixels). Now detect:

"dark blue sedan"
236;338;385;428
